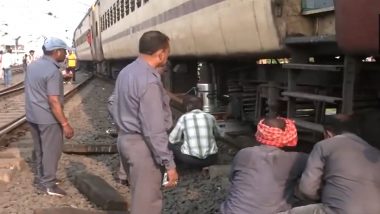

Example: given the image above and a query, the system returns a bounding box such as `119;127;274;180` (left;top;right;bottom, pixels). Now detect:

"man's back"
221;145;308;214
300;133;380;214
169;109;220;159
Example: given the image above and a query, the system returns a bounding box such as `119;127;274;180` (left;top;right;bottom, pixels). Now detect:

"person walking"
112;31;178;214
25;37;74;197
2;47;16;87
66;50;77;83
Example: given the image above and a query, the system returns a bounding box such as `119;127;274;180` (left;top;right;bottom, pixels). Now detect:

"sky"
0;0;95;53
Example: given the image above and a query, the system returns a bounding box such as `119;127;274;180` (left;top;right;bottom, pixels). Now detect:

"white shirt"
2;53;15;69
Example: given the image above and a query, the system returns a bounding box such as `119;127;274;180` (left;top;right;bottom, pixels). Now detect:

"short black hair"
323;114;354;135
139;31;169;55
183;96;203;112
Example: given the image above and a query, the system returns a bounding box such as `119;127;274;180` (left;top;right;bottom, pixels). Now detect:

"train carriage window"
107;10;110;28
130;0;135;12
120;0;125;18
125;0;130;15
100;15;103;32
116;0;120;21
103;15;106;30
110;5;113;25
136;0;141;8
113;4;117;24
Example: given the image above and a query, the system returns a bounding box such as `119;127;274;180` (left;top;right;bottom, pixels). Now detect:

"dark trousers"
169;143;217;168
28;122;63;188
117;134;163;214
67;67;76;81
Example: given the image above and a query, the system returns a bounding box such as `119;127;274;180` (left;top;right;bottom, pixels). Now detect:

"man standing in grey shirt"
25;37;74;197
284;115;380;214
112;31;178;214
221;117;308;214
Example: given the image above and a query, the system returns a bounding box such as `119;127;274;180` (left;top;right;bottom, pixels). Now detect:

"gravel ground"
0;77;239;214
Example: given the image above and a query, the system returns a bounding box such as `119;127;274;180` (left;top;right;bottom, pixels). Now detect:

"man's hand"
164;168;179;188
62;123;74;139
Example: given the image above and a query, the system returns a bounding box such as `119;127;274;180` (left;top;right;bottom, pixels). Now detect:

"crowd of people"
22;31;380;214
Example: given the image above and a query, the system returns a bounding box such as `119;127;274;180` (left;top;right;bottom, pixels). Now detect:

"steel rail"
0;74;94;137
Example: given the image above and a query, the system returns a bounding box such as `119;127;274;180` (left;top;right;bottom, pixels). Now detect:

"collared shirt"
299;133;380;214
113;57;174;169
2;52;15;69
25;55;63;124
169;109;221;159
221;145;308;214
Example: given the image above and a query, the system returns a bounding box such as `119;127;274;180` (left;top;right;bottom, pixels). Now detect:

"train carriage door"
90;2;104;62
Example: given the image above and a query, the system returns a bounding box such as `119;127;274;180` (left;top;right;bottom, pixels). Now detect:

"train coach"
73;0;380;140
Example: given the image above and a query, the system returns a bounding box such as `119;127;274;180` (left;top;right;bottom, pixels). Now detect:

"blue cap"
43;37;71;51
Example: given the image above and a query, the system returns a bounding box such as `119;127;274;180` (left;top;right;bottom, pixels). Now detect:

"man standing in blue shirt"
25;37;74;197
112;31;178;214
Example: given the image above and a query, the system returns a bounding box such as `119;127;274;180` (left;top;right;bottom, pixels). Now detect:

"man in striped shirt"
169;96;221;168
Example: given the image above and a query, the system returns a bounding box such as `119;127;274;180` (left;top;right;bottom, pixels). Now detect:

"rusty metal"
335;0;380;55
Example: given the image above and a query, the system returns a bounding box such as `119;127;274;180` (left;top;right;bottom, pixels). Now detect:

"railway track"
0;71;94;142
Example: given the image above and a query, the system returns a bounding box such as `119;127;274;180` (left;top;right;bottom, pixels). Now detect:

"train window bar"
95;21;98;36
125;0;130;15
120;0;125;19
109;7;113;26
130;0;135;12
117;0;121;22
136;0;141;8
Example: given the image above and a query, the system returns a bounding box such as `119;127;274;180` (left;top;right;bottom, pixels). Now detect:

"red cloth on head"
255;117;298;147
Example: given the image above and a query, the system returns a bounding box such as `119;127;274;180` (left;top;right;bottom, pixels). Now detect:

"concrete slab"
73;172;127;211
0;168;16;183
33;208;127;214
63;144;117;154
0;158;26;170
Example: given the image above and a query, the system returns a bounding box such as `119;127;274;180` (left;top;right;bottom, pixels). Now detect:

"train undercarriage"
83;36;380;143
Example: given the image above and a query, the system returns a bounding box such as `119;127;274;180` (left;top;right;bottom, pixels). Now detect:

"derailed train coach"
74;0;380;139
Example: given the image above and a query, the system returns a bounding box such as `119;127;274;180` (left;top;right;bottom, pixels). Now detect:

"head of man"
42;37;70;63
139;31;170;69
29;50;35;55
322;114;353;139
255;117;298;148
183;96;203;112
